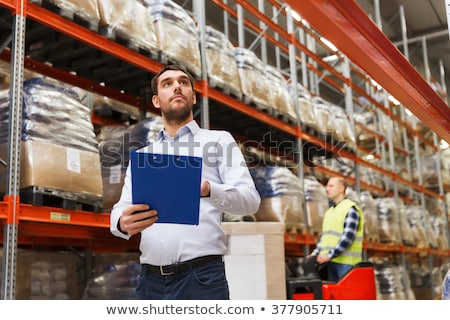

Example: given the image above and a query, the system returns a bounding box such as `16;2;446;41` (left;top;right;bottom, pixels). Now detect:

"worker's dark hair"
151;64;195;95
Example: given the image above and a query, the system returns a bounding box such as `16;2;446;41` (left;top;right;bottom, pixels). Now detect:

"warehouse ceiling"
355;0;449;97
180;0;449;107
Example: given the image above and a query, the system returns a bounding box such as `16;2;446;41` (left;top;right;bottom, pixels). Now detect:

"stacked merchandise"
204;25;242;99
410;153;439;187
0;77;103;209
29;0;100;31
234;47;272;112
397;202;415;247
310;96;333;137
441;147;450;186
432;215;449;250
358;191;380;243
83;263;141;299
329;104;356;152
250;166;305;233
97;116;163;211
303;175;328;235
373;262;411;299
97;0;158;55
288;82;316;131
404;205;438;249
148;0;201;77
265;65;297;124
374;198;402;245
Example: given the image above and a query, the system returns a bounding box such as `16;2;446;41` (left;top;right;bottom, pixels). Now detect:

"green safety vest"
319;198;364;265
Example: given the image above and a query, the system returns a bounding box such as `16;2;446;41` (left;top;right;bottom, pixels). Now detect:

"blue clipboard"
130;151;202;225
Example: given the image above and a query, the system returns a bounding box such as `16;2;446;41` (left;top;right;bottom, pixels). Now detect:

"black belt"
141;255;223;276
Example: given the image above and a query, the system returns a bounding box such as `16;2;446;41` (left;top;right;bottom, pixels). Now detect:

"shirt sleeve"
328;206;360;258
203;132;261;215
110;164;132;240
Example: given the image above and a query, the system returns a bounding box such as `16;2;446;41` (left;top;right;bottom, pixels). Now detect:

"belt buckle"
160;265;174;276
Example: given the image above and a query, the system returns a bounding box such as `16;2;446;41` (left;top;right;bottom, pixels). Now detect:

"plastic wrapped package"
354;110;378;149
441;148;450;186
83;263;141;299
374;263;407;300
97;0;158;54
250;166;305;233
396;202;415;247
329;104;356;151
234;47;272;111
431;215;449;250
149;0;201;77
411;153;439;186
288;82;316;130
97;116;163;211
310;96;333;135
204;26;242;99
30;0;99;29
359;191;380;242
303;175;328;235
265;65;297;123
15;78;98;153
374;198;402;245
404;205;434;249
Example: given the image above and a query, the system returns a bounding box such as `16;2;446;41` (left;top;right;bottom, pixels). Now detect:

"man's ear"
152;95;160;109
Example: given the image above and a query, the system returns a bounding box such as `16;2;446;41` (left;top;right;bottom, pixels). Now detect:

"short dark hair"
151;64;195;94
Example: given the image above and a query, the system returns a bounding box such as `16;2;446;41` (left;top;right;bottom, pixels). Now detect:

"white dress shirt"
110;120;261;265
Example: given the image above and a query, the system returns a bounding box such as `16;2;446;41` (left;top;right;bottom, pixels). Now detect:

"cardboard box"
222;222;286;299
0;140;102;197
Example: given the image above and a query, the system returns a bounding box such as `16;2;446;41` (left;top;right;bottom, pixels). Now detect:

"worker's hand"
200;180;210;197
119;204;158;236
316;253;331;265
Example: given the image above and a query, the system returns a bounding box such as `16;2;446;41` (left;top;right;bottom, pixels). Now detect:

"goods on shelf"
0;249;80;299
373;262;410;299
359;191;380;243
234;47;272;112
411;153;440;187
0;77;103;208
354;109;377;150
442;148;450;186
97;116;163;211
374;197;402;245
288;82;316;131
30;0;100;30
310;96;333;137
250;166;305;233
432;215;449;250
303;175;328;235
97;0;158;55
83;263;141;299
265;65;297;124
149;0;201;77
329;104;356;152
204;25;242;99
405;205;439;249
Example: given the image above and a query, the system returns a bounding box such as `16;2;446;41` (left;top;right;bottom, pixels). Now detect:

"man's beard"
163;104;192;124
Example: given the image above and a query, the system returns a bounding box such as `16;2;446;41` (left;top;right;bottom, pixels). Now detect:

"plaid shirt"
311;205;360;259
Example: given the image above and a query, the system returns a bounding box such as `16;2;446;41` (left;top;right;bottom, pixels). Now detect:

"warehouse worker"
309;176;364;282
110;64;261;300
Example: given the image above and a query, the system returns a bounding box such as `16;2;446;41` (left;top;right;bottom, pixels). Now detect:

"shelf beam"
284;0;450;144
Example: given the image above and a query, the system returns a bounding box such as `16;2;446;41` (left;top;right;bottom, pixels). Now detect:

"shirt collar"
157;120;200;141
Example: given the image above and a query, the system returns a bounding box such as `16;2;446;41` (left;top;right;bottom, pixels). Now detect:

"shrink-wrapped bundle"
354;110;377;149
288;82;315;130
97;116;163;211
30;0;100;30
303;175;328;235
234;47;272;111
310;96;333;135
397;201;415;247
149;0;201;77
431;215;449;250
0;78;103;207
359;191;379;242
265;65;297;124
329;104;356;151
97;0;158;54
204;25;242;99
374;197;402;245
250;166;305;233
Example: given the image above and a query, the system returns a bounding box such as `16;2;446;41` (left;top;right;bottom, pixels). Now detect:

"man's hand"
200;180;210;197
316;253;331;264
119;204;158;236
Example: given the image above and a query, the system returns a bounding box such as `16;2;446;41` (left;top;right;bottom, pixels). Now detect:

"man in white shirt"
110;64;261;299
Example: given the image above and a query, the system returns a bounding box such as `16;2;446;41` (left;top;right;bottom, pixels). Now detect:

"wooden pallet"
19;186;103;213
